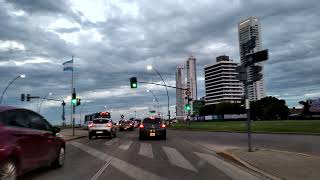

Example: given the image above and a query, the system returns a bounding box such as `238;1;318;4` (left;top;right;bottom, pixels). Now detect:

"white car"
88;118;116;139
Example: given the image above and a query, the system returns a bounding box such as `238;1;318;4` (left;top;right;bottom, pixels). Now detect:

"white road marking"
194;152;260;180
90;160;112;180
119;140;133;151
162;146;198;172
104;137;120;146
70;142;166;180
139;143;154;159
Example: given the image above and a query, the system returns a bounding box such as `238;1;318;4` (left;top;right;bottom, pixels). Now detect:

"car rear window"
143;118;161;124
93;119;109;124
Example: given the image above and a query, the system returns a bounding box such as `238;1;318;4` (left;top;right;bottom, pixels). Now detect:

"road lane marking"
139;143;154;159
119;140;133;151
90;160;112;180
162;146;198;172
70;142;166;180
71;142;112;161
104;137;120;146
194;152;260;180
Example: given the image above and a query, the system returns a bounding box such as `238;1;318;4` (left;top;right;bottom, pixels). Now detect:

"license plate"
96;131;103;134
150;133;155;137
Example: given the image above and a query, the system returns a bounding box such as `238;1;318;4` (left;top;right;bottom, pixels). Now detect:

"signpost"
235;37;269;152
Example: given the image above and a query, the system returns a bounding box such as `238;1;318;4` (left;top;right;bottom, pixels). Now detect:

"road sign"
245;49;268;67
235;73;247;81
186;90;191;96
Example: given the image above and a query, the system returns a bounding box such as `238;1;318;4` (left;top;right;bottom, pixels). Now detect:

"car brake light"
88;123;94;128
161;124;166;128
130;123;133;126
106;123;112;127
139;124;144;128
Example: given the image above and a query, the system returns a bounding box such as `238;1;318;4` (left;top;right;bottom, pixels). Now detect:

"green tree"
299;100;311;116
250;96;289;120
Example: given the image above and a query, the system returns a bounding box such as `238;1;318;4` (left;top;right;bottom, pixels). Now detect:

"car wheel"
162;133;167;140
89;132;93;140
113;132;117;137
139;135;144;140
0;159;17;180
52;147;65;168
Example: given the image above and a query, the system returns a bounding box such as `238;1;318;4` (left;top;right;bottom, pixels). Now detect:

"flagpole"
71;56;74;129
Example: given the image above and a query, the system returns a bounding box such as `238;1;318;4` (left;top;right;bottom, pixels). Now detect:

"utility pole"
62;101;66;127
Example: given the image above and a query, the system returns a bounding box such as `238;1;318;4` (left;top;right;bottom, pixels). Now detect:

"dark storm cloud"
1;0;320;123
5;0;71;14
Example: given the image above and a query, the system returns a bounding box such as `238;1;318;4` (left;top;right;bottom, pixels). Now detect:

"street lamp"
146;89;160;115
0;74;26;104
38;92;52;113
147;65;170;123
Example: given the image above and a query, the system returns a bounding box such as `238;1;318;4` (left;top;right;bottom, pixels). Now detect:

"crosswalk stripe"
194;152;259;180
162;146;198;172
139;143;154;159
104;137;120;146
119;140;133;151
70;142;166;180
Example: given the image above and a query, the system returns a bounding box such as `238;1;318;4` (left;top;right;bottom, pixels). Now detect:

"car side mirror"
52;127;61;134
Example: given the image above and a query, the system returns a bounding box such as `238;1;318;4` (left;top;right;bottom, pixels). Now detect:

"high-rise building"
186;55;197;113
238;16;266;101
175;65;186;119
204;55;243;105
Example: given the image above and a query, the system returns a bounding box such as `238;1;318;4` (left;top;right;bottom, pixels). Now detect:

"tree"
250;96;289;120
299;100;311;116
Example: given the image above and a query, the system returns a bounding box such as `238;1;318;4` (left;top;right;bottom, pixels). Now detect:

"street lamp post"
147;65;170;123
147;89;160;116
38;92;52;113
0;74;26;104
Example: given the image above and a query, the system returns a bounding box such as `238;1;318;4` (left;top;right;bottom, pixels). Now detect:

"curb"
65;135;87;142
168;128;320;136
217;150;283;180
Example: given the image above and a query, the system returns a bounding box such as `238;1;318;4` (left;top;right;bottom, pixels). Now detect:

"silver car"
88;118;116;139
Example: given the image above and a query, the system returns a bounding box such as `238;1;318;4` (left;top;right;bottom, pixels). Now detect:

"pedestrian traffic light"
185;104;191;111
76;98;81;106
71;92;77;105
130;77;137;88
21;94;25;101
252;65;263;82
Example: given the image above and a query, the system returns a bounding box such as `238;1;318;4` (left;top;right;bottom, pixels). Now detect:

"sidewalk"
220;148;320;180
60;128;87;141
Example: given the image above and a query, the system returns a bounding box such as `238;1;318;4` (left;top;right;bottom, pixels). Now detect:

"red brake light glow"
88;123;94;128
161;124;166;128
106;123;112;127
139;124;144;128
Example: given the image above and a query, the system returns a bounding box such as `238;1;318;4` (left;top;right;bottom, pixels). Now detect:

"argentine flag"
63;60;73;71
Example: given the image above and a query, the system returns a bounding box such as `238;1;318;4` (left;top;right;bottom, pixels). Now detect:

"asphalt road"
20;129;266;180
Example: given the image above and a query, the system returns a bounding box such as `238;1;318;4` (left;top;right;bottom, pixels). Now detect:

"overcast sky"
0;0;319;124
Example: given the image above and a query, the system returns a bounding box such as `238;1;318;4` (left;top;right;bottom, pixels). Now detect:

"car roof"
0;105;24;112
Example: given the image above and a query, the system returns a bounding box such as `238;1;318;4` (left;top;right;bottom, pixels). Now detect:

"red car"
0;106;65;180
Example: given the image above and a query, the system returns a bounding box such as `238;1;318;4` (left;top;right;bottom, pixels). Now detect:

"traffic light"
71;92;77;105
251;65;263;82
185;104;191;111
76;98;81;106
130;77;137;88
235;65;247;82
26;94;31;102
21;94;25;101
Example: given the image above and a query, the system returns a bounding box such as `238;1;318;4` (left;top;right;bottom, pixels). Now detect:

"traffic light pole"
72;88;75;136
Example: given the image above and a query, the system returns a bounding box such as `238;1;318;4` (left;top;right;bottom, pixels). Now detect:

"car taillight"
106;123;112;127
130;123;133;126
139;124;144;128
161;124;166;128
88;123;94;128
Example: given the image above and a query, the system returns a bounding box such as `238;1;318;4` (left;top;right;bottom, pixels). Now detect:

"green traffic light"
185;104;191;111
71;99;77;105
132;83;137;88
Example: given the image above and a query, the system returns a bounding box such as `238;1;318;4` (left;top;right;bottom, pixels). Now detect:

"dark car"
0;106;65;180
139;117;166;140
118;120;134;131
